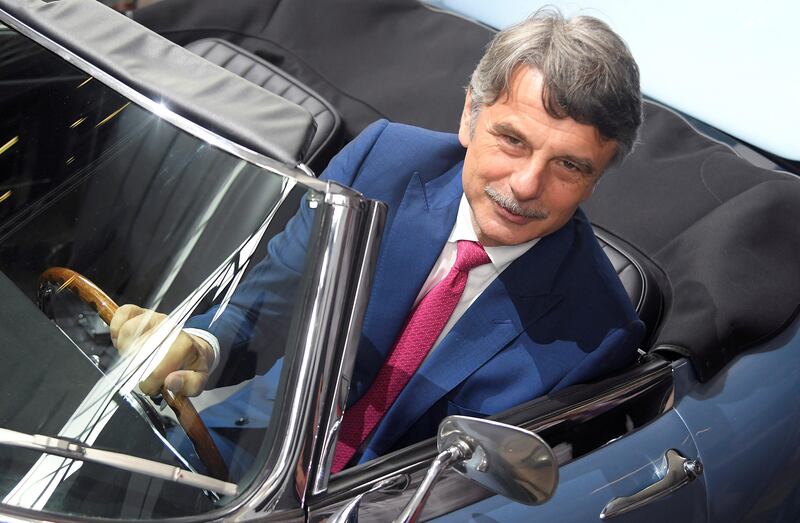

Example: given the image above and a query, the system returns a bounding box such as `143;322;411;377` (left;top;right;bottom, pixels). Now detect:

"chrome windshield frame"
230;192;386;516
0;6;386;522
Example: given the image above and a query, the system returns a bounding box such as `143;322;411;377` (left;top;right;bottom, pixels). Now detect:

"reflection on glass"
0;24;320;519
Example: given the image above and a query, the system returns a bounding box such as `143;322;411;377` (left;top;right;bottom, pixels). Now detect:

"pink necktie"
332;240;491;472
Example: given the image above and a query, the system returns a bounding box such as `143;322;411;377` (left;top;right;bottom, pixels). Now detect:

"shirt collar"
448;193;540;272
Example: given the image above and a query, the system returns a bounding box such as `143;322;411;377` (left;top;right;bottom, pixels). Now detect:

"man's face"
459;66;618;246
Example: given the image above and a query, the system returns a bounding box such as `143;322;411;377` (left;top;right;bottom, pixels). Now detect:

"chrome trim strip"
310;200;387;495
0;7;355;200
522;361;674;435
286;201;366;506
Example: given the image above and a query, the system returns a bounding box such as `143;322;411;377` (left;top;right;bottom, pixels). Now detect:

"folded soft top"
0;0;315;165
585;102;800;380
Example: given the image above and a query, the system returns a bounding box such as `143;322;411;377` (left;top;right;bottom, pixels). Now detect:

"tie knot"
454;240;491;272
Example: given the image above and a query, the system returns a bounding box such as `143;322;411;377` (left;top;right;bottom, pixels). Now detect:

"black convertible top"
104;0;800;380
0;0;315;165
586;103;800;380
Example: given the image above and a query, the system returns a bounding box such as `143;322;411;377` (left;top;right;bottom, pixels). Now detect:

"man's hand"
110;304;214;397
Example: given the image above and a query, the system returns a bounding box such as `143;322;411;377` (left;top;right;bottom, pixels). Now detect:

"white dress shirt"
415;193;538;354
187;193;539;370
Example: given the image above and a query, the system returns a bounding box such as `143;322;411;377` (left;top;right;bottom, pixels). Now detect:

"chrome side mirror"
394;415;559;523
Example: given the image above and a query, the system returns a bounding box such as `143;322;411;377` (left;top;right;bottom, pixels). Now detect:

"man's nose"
509;158;547;201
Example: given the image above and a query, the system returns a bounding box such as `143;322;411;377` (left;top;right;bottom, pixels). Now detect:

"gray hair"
468;8;642;166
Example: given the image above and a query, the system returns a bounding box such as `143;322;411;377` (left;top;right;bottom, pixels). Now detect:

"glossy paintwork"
433;401;708;522
675;316;800;522
432;317;800;523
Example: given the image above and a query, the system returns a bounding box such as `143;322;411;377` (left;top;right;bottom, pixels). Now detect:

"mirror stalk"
393;441;471;523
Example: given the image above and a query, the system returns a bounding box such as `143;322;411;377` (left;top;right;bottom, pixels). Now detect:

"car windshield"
0;22;324;519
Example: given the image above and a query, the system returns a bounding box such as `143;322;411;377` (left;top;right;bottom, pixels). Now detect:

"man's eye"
560;160;580;172
502;134;523;147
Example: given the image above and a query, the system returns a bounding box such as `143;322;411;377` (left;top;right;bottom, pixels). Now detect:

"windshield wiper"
0;427;237;496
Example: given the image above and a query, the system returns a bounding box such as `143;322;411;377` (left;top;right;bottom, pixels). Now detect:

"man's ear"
458;90;473;148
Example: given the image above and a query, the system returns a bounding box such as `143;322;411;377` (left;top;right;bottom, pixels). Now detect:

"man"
112;10;644;471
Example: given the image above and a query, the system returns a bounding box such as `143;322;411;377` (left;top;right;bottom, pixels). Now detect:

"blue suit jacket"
187;119;645;468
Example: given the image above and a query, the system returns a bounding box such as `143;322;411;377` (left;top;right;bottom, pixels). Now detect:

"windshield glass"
0;22;322;518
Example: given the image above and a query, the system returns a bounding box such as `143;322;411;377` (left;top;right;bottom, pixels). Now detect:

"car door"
308;358;708;522
433;401;707;522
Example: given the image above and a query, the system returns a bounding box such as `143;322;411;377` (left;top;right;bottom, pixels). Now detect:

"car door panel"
431;408;707;522
674;317;800;523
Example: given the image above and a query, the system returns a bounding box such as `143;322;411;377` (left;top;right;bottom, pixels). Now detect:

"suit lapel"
416;283;561;393
369;218;577;444
420;216;577;390
354;163;463;398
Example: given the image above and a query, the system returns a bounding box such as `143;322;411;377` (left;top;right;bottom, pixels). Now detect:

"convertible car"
0;0;798;522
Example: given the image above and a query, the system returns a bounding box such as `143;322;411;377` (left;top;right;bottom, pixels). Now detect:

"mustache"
484;186;548;220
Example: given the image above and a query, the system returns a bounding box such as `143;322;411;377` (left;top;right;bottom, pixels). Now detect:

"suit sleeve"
184;120;391;366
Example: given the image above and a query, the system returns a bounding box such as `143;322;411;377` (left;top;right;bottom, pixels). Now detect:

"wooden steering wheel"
38;267;230;481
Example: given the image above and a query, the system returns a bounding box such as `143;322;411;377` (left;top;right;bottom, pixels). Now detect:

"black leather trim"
593;226;664;347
